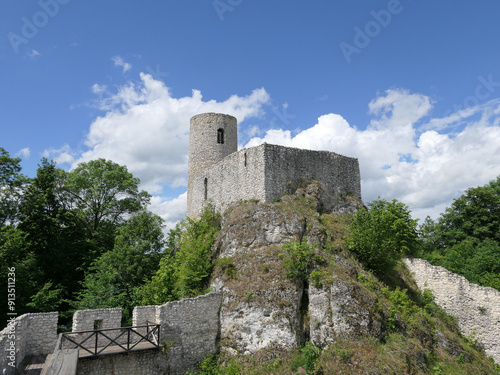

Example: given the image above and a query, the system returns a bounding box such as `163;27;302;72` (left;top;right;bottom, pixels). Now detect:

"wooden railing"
59;322;160;357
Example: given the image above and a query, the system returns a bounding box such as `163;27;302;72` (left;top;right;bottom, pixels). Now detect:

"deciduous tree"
347;199;419;275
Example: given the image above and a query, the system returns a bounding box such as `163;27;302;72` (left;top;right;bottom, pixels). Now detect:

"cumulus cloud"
46;77;500;228
44;73;270;226
43;145;75;165
246;88;500;221
149;192;187;231
112;55;132;73
73;73;269;194
16;148;30;159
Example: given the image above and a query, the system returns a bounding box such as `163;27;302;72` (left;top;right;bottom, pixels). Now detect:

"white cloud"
71;73;270;194
43;145;75;165
47;78;500;227
43;73;270;224
91;83;107;94
28;49;40;58
112;55;132;73
246;89;500;222
16;148;30;159
149;192;187;231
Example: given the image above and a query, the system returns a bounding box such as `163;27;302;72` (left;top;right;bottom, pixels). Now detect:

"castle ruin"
187;113;362;218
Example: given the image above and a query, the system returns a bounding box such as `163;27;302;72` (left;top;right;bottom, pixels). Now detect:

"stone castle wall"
189;144;267;217
72;307;122;331
76;350;161;375
262;144;361;211
187;113;238;218
1;294;222;375
0;312;58;374
189;143;361;217
404;258;500;364
78;293;223;375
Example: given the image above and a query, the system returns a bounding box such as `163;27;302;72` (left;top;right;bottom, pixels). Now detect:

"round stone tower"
187;113;237;217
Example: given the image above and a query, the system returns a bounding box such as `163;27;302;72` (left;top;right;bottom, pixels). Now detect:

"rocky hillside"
201;183;499;374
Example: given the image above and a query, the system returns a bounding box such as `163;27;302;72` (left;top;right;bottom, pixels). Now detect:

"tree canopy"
346;199;419;275
0;147;26;225
419;176;500;291
0;151;159;325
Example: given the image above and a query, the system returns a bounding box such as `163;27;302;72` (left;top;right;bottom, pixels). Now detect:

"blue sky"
2;1;500;228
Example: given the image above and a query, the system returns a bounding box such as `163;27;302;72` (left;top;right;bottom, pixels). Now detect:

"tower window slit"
204;177;208;200
217;128;224;144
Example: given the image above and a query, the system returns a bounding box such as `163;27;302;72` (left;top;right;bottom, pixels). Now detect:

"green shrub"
290;341;320;374
137;205;221;304
217;257;237;280
282;240;320;282
309;269;323;288
346;199;419;275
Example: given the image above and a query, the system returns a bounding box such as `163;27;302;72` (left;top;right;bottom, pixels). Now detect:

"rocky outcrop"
215;182;361;258
309;268;383;348
211;187;369;356
212;248;304;355
216;200;321;258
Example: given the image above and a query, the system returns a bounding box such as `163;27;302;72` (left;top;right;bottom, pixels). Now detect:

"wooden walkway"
18;324;160;375
59;323;160;358
77;340;159;358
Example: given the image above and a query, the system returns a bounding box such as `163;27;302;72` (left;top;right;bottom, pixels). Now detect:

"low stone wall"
404;258;500;364
77;349;162;375
72;307;122;331
0;312;58;374
157;292;223;374
1;292;223;375
132;305;159;327
76;292;223;375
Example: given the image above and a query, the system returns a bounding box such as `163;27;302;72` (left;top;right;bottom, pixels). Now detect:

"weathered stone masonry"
0;312;58;375
1;293;223;375
187;113;362;218
404;258;500;364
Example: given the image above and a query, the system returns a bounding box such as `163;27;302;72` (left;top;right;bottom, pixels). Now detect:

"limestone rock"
309;275;382;348
211;248;304;356
216;197;324;258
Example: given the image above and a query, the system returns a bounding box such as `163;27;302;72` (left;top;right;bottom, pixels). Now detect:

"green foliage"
281;240;320;282
161;341;174;355
63;158;151;247
217;257;237;280
420;177;500;291
0;147;26;225
309;269;323;288
27;282;64;312
77;211;165;324
438;176;500;246
382;286;420;332
174;206;221;297
0;226;38;317
0;155;162;327
421;288;434;305
186;354;241;375
290;341;321;374
17;159;90;316
138;205;221;305
346;199;419;275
